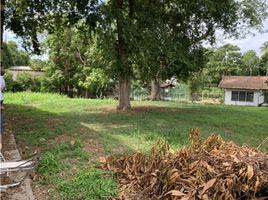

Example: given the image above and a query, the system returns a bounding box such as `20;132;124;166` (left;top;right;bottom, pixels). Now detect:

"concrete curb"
2;133;35;200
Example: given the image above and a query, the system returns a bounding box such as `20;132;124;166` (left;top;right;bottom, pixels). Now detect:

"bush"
16;72;34;91
3;71;23;92
202;87;224;99
4;72;44;92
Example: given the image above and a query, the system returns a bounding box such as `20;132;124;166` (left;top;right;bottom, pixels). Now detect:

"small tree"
188;72;206;102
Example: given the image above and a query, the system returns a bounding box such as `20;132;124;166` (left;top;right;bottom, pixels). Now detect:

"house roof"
218;76;268;90
9;66;34;71
160;83;176;88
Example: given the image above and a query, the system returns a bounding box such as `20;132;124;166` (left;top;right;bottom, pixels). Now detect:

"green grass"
4;92;268;199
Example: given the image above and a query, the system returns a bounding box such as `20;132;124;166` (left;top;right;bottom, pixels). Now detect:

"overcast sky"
3;19;268;59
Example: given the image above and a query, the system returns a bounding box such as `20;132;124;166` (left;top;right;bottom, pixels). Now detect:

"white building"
219;76;268;106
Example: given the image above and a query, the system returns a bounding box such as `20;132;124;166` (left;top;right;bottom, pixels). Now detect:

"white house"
219;76;268;106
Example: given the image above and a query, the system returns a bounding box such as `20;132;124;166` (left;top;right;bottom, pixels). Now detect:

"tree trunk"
150;79;161;100
118;78;131;110
85;89;90;98
67;86;73;98
0;0;5;70
114;0;131;110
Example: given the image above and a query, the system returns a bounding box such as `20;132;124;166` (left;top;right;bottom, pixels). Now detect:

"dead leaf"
247;165;254;180
166;190;186;197
99;156;107;163
200;178;217;196
70;140;75;145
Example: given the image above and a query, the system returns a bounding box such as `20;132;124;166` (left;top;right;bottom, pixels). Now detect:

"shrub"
16;72;33;91
3;71;23;92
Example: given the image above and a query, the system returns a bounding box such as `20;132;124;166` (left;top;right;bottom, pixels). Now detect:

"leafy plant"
58;169;118;200
53;140;89;162
37;152;70;184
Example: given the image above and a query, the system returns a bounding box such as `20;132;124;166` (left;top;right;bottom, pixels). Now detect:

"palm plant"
260;41;268;56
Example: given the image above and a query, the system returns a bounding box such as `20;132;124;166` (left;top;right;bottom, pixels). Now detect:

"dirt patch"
83;139;105;157
32;185;50;200
55;134;70;144
102;105;182;115
2;122;17;154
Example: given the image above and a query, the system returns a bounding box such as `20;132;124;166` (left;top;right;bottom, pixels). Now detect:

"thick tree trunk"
114;0;131;110
150;79;161;100
118;78;131;110
0;0;5;70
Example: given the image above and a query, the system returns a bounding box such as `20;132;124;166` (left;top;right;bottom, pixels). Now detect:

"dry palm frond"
103;129;268;200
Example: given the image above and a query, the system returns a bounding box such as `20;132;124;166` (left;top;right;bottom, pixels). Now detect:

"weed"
37;152;70;184
58;168;118;200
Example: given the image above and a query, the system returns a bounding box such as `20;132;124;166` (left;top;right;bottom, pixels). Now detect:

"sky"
3;19;268;59
215;19;268;55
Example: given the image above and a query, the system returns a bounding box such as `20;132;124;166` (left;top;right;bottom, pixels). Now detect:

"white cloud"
215;19;268;55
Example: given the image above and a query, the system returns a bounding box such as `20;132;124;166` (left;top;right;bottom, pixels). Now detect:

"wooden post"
0;0;5;71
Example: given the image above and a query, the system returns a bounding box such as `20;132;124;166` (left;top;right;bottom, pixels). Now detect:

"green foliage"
4;92;268;198
30;59;48;71
241;50;260;75
78;68;109;96
202;88;224;99
58;169;118;200
2;41;30;67
4;71;43;92
260;41;268;75
53;140;88;162
37;140;88;184
37;152;70;184
16;73;32;91
44;26;111;98
4;0;268;107
204;44;243;85
260;41;268;56
188;72;206;101
2;43;13;68
38;152;69;175
3;72;22;92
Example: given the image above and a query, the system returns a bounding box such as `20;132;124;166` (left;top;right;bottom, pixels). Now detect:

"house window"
239;91;246;101
231;91;239;101
231;91;254;102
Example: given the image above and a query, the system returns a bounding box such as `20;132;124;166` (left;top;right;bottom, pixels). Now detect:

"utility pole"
0;0;5;71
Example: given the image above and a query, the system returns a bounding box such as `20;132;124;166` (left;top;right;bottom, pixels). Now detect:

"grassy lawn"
4;92;268;199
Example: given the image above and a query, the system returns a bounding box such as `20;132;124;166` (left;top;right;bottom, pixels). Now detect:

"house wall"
224;89;264;106
9;70;44;80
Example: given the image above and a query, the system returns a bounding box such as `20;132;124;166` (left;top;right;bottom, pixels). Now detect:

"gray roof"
219;76;268;90
9;66;44;72
9;66;34;71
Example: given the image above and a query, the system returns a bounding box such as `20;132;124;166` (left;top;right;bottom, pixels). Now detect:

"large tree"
2;0;268;109
2;41;30;67
241;50;260;76
260;41;268;76
205;44;243;84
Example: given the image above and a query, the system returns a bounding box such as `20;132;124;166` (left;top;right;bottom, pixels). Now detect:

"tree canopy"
2;40;30;68
2;0;268;108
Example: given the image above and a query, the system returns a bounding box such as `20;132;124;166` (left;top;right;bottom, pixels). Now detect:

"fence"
131;84;224;103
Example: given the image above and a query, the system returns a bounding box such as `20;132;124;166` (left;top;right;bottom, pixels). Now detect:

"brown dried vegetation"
103;129;268;200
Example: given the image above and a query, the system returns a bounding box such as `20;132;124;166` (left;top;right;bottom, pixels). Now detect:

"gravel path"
0;124;35;200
